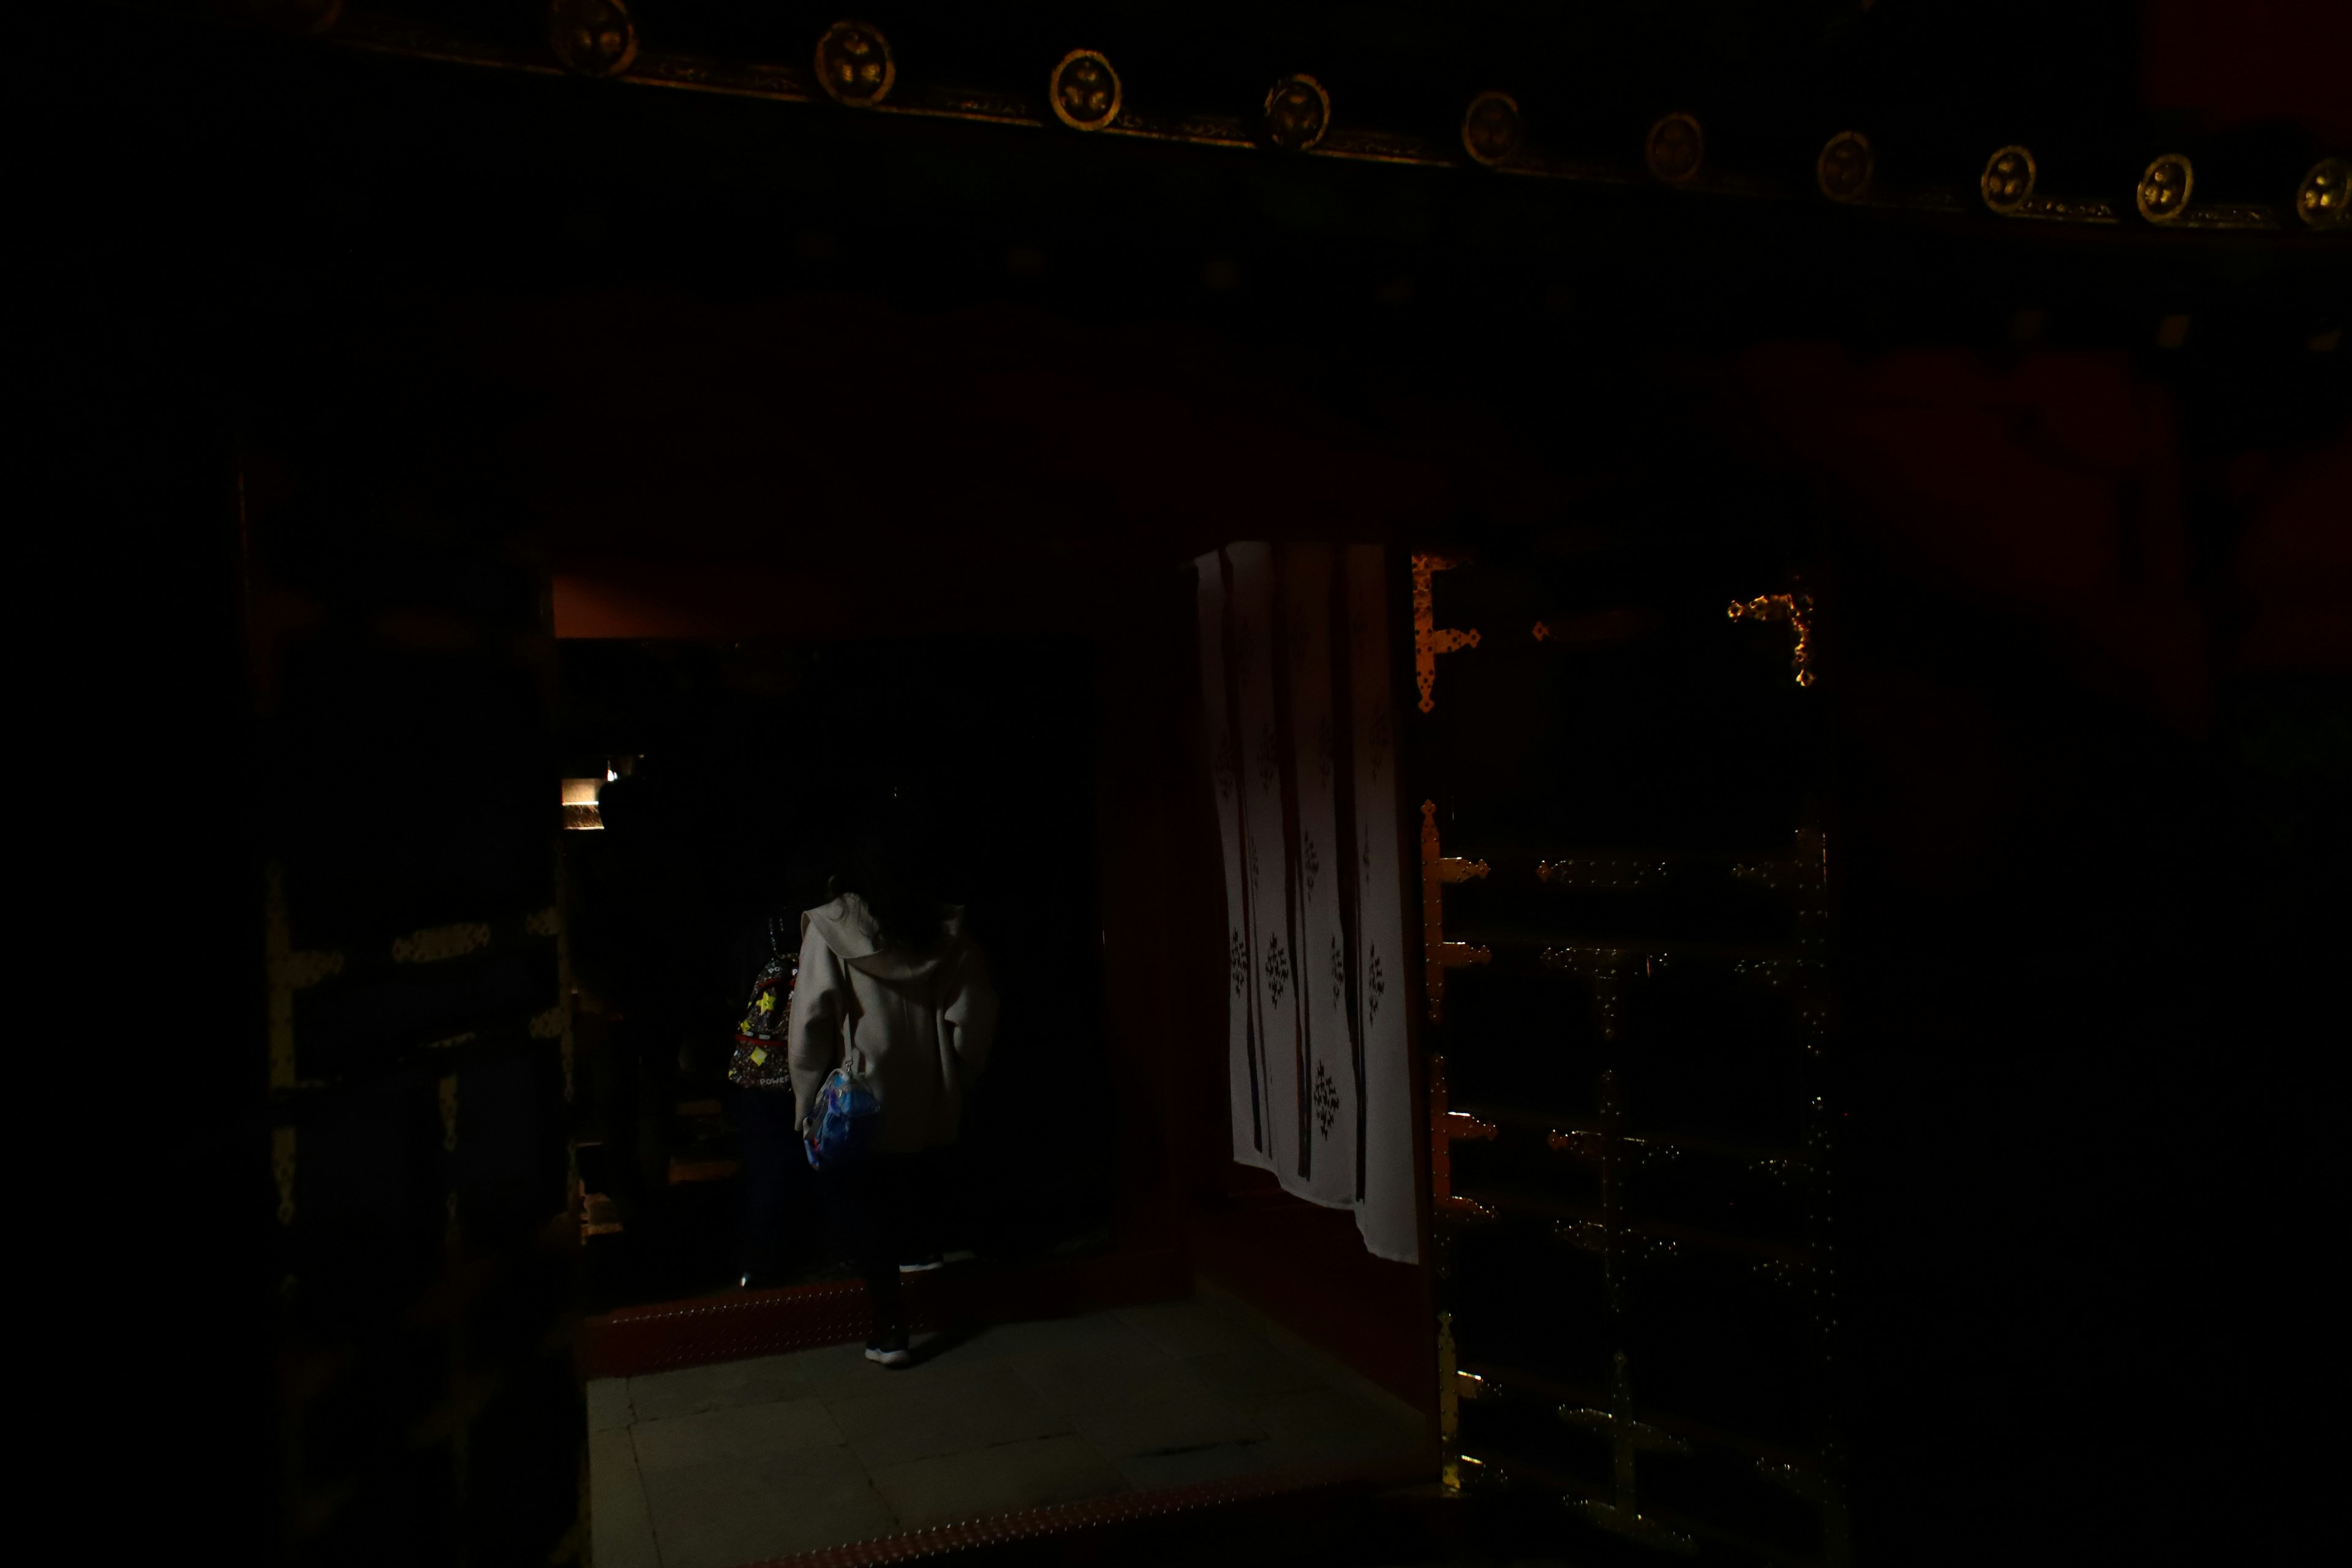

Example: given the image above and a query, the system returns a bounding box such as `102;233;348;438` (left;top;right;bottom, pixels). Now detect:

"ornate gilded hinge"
1429;1054;1500;1226
1411;554;1480;713
1727;591;1815;686
1421;801;1491;1024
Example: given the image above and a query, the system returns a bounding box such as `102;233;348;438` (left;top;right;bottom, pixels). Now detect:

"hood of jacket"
801;892;965;982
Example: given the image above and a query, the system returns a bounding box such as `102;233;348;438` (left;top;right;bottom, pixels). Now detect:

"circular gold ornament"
2136;153;2193;224
1980;145;2037;213
1817;130;1874;203
2296;157;2350;230
549;0;638;78
1264;75;1331;152
1461;91;1522;168
1646;112;1704;185
1049;49;1122;132
816;20;895;107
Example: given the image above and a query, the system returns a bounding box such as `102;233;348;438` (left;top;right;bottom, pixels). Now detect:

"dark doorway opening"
556;635;1114;1312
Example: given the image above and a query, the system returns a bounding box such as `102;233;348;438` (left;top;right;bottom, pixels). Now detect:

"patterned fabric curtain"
1197;543;1417;1262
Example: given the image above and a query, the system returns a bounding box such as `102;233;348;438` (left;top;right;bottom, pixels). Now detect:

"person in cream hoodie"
788;821;997;1365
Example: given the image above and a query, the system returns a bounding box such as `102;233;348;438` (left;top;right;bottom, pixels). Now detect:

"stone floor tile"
1067;1387;1266;1461
832;1366;1072;1469
633;1396;845;1474
1183;1343;1335;1404
974;1310;1166;1360
1251;1386;1396;1441
641;1444;896;1568
627;1352;810;1423
1117;1300;1270;1359
589;1428;660;1568
586;1377;634;1433
1114;1433;1283;1493
795;1330;1011;1404
867;1434;1126;1530
1271;1421;1427;1468
1008;1346;1208;1416
778;1339;881;1384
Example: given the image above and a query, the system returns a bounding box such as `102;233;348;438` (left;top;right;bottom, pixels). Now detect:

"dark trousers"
822;1150;943;1337
734;1086;813;1284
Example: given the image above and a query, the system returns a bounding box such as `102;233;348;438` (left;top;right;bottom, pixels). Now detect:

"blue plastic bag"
803;1055;880;1170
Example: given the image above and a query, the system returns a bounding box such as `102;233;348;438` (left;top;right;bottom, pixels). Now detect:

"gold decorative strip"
881;84;1042;127
2166;204;2280;231
2008;195;2122;223
1498;151;1644;187
1410;555;1479;714
1102;108;1254;149
391;921;493;964
631;54;818;102
334;12;556;76
1536;856;1665;889
267;17;2331;244
1313;126;1455;169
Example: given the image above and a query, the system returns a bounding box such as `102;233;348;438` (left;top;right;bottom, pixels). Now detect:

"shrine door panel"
1414;524;1844;1566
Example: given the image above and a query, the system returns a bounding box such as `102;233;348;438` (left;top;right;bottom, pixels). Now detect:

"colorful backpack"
726;918;797;1091
802;1050;879;1170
